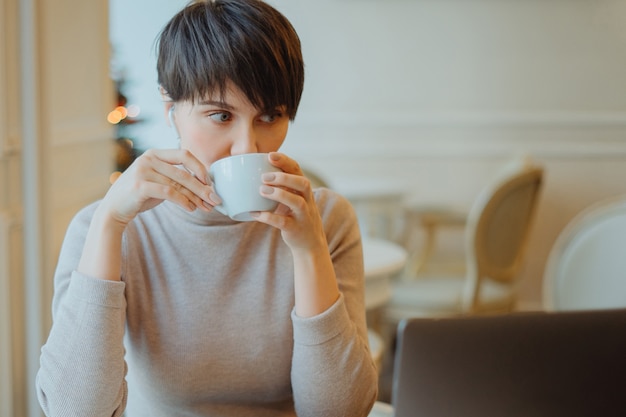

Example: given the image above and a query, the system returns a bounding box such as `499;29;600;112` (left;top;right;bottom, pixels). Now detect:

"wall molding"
286;137;626;159
294;110;626;129
286;110;626;159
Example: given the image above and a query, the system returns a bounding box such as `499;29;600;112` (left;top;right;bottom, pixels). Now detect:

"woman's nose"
230;125;259;155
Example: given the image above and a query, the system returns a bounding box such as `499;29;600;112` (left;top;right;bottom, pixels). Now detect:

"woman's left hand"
251;152;326;251
254;152;340;317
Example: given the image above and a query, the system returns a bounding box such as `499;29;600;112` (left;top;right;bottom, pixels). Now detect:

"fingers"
140;149;220;207
114;149;220;216
258;172;314;231
141;180;199;212
261;171;312;202
254;166;325;250
268;152;303;176
159;163;217;206
145;149;210;184
165;178;215;212
261;152;315;211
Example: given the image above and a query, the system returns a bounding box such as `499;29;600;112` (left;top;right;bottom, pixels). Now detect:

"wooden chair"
386;161;544;321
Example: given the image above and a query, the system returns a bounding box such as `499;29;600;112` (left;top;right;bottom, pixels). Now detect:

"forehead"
188;82;286;113
190;82;254;109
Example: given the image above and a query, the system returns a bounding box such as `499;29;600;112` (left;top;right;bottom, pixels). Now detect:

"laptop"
392;309;626;417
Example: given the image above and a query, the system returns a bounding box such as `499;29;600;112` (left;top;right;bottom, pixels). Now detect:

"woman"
36;1;378;416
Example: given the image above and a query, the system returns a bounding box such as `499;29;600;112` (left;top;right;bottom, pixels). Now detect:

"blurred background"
3;0;626;415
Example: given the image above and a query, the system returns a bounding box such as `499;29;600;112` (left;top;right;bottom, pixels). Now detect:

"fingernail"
262;173;275;182
269;153;281;161
209;192;222;204
260;185;274;195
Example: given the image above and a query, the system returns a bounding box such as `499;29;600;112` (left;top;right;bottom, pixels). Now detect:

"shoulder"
67;200;102;233
313;188;361;246
313;187;356;221
56;200;102;259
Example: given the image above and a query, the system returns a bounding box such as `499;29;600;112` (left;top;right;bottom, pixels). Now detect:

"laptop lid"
392;309;626;417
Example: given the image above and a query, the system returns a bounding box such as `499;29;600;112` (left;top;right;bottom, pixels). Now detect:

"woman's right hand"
101;148;220;227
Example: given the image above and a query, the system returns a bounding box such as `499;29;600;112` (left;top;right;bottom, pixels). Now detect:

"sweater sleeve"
36;203;128;417
290;190;378;417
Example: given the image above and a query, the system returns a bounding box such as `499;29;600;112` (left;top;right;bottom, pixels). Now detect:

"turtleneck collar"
161;200;243;226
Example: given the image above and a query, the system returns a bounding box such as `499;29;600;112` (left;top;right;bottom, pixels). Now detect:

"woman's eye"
209;112;231;122
259;112;281;123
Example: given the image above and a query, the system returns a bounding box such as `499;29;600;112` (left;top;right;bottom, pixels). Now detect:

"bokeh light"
107;109;123;124
107;104;141;124
127;104;141;118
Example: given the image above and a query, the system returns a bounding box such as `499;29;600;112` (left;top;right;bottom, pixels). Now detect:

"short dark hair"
157;0;305;120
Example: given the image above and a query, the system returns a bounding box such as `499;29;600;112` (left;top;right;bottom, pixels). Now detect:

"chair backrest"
543;195;626;311
462;162;544;310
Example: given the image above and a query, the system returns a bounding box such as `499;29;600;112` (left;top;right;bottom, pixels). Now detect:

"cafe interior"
2;0;626;416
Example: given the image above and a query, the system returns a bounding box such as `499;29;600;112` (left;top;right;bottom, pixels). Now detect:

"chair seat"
386;276;516;320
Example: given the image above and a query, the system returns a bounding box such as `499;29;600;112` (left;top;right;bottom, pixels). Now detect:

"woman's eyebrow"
197;99;234;110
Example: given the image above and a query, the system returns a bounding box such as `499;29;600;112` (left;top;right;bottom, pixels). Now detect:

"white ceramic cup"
209;153;281;221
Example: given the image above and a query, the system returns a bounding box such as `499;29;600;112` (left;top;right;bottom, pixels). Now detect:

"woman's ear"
168;105;181;140
168;105;176;129
160;86;174;127
166;104;181;144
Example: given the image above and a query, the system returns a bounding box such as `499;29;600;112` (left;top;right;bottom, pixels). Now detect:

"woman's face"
166;81;289;169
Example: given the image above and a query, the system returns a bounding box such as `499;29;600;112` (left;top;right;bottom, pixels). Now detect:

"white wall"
110;0;626;309
109;0;187;149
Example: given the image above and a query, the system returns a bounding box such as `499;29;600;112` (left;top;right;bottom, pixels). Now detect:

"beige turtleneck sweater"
36;187;378;417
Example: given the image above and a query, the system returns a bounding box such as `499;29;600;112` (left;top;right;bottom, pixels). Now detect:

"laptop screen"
392;309;626;417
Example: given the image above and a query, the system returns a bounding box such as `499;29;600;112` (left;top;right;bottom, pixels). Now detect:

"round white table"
362;237;406;413
333;179;406;241
363;237;407;311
